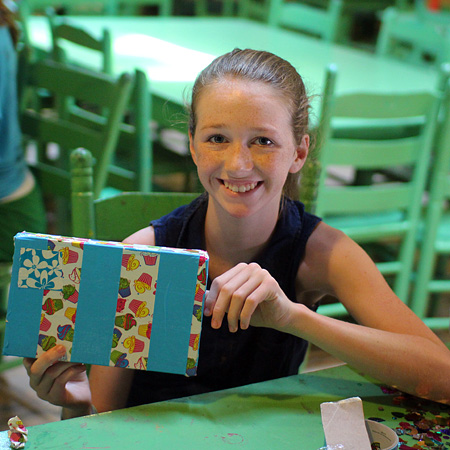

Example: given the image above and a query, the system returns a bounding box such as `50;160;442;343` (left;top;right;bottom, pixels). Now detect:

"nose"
225;141;254;174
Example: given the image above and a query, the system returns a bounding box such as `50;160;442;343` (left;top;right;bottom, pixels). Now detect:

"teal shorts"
0;185;47;263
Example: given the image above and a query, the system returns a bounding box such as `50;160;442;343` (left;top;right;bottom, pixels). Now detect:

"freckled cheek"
194;151;226;168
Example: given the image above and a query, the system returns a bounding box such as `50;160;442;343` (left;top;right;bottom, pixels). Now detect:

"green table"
27;15;438;109
0;365;448;449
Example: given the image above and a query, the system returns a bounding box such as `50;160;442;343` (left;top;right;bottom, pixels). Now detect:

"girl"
25;49;450;418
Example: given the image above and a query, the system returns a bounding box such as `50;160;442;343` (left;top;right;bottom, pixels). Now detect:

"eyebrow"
199;124;278;134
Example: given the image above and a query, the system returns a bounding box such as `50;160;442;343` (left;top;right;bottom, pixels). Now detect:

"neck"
204;197;281;277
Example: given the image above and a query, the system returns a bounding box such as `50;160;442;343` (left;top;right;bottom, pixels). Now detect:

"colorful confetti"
379;386;450;450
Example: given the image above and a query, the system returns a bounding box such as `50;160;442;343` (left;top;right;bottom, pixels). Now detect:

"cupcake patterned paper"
4;232;209;377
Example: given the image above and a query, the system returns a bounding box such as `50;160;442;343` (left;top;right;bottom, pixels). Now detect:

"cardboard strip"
35;241;84;361
109;249;159;370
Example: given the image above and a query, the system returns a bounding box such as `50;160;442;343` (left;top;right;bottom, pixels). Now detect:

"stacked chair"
47;7;113;75
303;65;443;317
113;0;174;15
235;0;343;42
377;5;450;68
192;1;343;42
18;0;118;15
45;12;152;194
409;74;450;332
18;46;133;231
193;0;236;16
264;0;344;42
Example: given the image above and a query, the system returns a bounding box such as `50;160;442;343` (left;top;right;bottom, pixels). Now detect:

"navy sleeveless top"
126;193;322;406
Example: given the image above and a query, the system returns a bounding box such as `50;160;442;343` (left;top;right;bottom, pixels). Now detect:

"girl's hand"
23;345;92;415
204;262;294;332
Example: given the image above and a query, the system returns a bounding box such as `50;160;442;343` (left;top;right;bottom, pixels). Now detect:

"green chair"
47;8;113;75
235;0;343;42
150;93;200;192
19;54;133;211
113;0;174;15
265;0;344;42
310;65;442;317
193;0;236;16
19;0;118;15
376;6;450;68
70;148;199;241
108;69;152;193
409;78;450;332
43;14;152;193
109;69;198;194
415;0;450;25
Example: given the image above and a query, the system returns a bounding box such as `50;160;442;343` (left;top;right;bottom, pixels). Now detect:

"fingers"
24;345;87;405
206;263;247;322
208;263;273;332
24;344;66;383
44;364;87;406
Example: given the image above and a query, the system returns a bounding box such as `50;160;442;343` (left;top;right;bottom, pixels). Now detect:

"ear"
189;131;198;165
289;134;309;173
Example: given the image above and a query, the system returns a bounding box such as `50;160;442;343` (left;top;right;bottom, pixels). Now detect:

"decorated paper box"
3;232;209;376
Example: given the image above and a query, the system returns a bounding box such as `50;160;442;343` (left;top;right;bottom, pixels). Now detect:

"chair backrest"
310;64;442;306
314;82;441;222
300;63;336;214
71;148;199;240
109;69;152;193
194;0;236;16
47;8;113;75
415;0;450;24
21;0;117;15
407;71;450;323
237;0;271;21
376;6;450;67
264;0;344;42
113;0;174;15
19;52;133;200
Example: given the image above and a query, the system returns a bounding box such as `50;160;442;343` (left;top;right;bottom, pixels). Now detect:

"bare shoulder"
297;221;394;311
298;222;443;343
297;221;352;293
123;226;155;246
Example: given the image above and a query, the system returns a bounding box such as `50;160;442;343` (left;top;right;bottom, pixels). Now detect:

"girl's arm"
291;222;450;403
88;365;135;414
206;221;450;404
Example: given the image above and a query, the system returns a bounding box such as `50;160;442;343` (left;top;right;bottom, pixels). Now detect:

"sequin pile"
375;386;450;450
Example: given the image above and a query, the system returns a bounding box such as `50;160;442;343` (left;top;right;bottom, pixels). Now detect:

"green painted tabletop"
28;15;438;111
0;364;448;449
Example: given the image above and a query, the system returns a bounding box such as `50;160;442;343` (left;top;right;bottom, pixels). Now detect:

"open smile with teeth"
223;180;259;193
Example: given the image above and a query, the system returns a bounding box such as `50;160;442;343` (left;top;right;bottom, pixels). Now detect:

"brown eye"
209;135;226;144
254;137;273;146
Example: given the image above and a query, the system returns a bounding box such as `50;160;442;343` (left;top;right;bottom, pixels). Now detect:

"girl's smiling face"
189;77;309;219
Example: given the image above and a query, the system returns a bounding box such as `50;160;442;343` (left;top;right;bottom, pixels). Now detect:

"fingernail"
55;345;66;354
204;307;210;316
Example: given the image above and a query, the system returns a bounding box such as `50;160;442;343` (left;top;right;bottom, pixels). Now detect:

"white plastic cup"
365;419;399;450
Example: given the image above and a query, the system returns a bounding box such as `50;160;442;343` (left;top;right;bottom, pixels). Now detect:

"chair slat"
318;185;413;214
324;137;420;167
